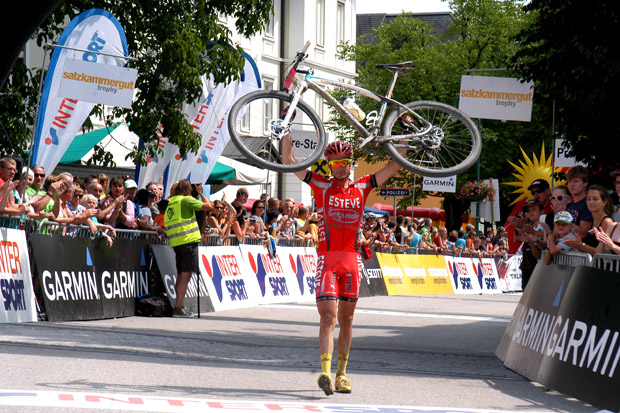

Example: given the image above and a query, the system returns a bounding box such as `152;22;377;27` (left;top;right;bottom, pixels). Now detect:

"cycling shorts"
315;251;362;302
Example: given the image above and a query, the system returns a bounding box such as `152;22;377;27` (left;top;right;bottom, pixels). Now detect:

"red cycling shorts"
315;251;362;302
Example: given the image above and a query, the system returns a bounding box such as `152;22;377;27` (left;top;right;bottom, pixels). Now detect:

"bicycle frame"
286;70;434;147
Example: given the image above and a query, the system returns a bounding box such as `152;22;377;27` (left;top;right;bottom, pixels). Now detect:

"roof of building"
357;12;453;44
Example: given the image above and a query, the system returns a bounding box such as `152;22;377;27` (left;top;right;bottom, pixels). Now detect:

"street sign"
380;188;410;197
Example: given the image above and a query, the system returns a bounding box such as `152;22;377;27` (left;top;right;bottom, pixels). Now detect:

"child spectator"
544;211;579;265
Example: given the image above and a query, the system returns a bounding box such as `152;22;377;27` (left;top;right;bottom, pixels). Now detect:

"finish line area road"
0;295;598;412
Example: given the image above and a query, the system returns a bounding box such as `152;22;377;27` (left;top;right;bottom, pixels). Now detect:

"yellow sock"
320;353;332;375
336;353;349;377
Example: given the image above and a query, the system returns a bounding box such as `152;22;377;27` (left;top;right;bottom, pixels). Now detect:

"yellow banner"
396;254;454;294
376;252;411;296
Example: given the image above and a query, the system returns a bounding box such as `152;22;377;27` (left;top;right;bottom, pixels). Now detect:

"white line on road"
262;304;511;323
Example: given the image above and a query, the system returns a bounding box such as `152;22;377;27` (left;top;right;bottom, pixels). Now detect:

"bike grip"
300;41;311;54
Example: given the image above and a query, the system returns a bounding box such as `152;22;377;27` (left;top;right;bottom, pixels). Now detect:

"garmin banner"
31;8;129;173
31;234;150;321
497;263;620;411
150;245;213;314
0;228;37;323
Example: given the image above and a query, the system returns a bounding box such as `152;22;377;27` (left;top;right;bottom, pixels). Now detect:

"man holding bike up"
282;133;403;395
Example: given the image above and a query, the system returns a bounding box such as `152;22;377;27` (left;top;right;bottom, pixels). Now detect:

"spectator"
267;196;280;211
464;231;478;254
418;231;436;252
543;185;571;233
234;187;249;205
610;170;620;221
544;211;579;265
455;230;466;252
26;164;46;198
527;178;553;215
493;238;508;258
447;230;459;255
101;176;137;229
205;199;233;243
67;186;85;214
249;199;268;238
279;199;296;239
80;194;116;247
492;226;506;246
565;165;593;240
230;200;250;244
418;218;432;236
514;200;545;290
146;181;161;216
295;205;310;240
386;220;410;252
97;173;110;199
124;179;138;205
135;188;158;231
84;174;99;192
564;184;615;255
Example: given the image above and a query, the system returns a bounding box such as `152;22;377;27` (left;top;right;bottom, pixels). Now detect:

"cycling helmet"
324;141;353;160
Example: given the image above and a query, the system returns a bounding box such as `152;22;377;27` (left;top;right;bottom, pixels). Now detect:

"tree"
0;0;272;166
513;0;620;173
337;0;541;229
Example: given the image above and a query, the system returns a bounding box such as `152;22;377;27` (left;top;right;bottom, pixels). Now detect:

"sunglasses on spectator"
550;195;568;201
530;188;546;195
74;194;83;198
34;173;45;178
256;206;265;209
329;158;352;168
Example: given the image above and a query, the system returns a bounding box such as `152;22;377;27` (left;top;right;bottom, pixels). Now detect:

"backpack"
136;295;173;317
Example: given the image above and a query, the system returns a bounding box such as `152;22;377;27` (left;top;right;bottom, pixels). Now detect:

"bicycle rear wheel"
382;101;481;177
228;90;326;173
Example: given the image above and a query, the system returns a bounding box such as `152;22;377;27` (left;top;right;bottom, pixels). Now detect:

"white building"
216;0;358;205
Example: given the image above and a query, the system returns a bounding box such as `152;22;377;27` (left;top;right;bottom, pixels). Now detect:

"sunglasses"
74;194;83;198
530;188;546;195
34;173;45;178
329;158;352;168
215;206;224;210
550;195;568;201
256;206;265;209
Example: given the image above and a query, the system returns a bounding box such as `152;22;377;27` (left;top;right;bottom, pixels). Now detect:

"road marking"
0;389;523;412
263;304;511;323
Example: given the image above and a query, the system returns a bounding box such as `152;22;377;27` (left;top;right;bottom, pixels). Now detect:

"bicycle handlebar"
300;41;311;54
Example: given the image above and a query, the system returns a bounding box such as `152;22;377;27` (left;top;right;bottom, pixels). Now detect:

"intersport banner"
0;228;37;323
31;9;129;173
159;51;261;197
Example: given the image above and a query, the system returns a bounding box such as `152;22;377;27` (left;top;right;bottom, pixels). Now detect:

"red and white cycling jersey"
303;171;377;253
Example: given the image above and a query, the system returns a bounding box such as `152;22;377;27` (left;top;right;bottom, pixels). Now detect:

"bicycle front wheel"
228;90;327;173
382;101;482;177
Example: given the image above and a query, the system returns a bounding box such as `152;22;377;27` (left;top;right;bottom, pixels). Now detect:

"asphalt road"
0;294;599;412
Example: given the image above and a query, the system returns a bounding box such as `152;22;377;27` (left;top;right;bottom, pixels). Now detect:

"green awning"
205;161;236;184
60;125;120;163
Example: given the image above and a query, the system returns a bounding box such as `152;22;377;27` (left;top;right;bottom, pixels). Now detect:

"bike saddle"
375;61;414;74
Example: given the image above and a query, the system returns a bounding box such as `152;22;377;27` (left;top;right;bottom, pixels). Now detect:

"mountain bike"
227;41;481;177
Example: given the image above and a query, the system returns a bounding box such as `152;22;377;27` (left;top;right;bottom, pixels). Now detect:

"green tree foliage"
0;0;272;165
513;0;620;173
338;0;543;228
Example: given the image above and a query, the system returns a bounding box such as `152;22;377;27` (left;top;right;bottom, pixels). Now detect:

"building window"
265;1;274;38
336;1;346;45
316;0;325;47
263;79;275;134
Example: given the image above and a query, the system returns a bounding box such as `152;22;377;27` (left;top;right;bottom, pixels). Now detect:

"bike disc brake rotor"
420;126;444;150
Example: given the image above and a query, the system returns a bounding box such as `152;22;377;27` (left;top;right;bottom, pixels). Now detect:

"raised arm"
282;133;309;181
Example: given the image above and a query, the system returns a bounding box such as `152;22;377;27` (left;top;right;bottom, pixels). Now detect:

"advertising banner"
473;257;503;294
31;8;129;173
360;253;388;297
150;244;213;314
397;254;454;295
0;228;37;323
198;246;262;311
239;244;315;304
59;58;137;108
163;51;261;197
496;255;522;292
422;176;457;193
375;252;410;296
459;75;534;122
32;234;150;321
443;255;482;294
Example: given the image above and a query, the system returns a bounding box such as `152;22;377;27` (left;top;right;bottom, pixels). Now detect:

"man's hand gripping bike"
227;41;481;177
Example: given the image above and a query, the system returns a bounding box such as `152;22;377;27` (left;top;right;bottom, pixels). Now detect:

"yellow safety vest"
164;195;201;247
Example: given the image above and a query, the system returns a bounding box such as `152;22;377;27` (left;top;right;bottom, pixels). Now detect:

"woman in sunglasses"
543;185;571;232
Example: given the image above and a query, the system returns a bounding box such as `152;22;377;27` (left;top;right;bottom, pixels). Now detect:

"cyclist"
282;134;403;395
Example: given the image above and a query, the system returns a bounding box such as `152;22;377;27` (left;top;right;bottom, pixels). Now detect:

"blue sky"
356;0;451;14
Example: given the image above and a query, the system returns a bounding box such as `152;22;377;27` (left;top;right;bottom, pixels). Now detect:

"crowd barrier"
497;251;620;411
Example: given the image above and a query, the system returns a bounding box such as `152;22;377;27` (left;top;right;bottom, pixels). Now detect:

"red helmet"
324;141;353;160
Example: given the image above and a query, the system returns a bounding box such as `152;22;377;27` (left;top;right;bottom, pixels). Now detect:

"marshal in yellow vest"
164;195;202;247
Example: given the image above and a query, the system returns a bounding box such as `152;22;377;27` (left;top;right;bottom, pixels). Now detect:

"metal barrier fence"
2;215;619;271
